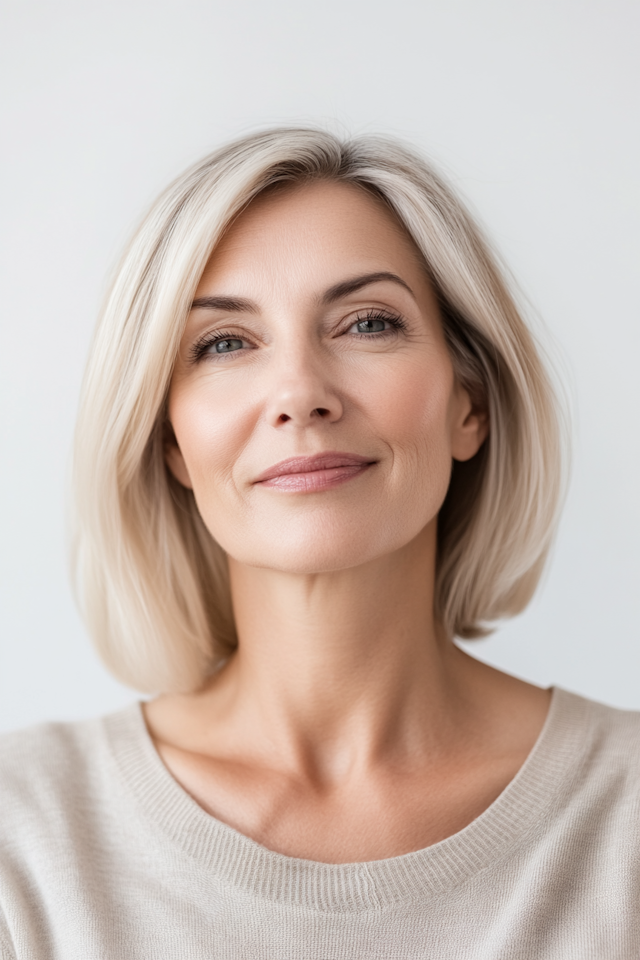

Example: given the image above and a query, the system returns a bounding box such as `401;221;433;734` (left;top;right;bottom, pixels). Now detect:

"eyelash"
188;309;407;364
189;329;244;364
350;309;407;336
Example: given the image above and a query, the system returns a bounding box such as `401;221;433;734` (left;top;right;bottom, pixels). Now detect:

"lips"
254;453;376;492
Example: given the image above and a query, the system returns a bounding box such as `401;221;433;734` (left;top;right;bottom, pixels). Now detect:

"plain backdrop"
1;0;638;732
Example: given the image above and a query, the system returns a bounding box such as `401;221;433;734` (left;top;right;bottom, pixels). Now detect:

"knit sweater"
0;687;639;959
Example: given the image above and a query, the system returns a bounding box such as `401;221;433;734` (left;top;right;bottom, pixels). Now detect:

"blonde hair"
72;127;567;693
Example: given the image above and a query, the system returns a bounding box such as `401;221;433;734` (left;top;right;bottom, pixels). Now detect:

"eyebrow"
190;295;259;312
320;272;414;304
189;272;414;313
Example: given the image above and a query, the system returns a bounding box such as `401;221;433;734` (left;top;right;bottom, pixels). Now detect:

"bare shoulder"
456;647;640;781
454;647;553;758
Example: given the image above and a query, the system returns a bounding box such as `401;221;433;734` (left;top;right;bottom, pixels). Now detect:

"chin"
223;514;426;575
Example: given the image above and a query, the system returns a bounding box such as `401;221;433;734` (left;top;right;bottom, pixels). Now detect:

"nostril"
276;409;329;424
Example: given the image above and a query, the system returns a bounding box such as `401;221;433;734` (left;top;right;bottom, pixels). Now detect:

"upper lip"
254;452;376;483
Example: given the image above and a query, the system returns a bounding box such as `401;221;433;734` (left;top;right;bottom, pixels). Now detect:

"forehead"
196;180;428;296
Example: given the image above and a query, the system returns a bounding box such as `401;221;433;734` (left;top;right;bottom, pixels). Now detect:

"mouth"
254;452;377;492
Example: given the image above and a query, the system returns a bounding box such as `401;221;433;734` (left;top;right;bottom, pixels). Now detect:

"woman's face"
166;181;486;574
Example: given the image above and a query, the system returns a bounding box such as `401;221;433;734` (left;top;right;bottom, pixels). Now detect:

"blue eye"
189;331;251;364
347;311;404;336
214;338;244;353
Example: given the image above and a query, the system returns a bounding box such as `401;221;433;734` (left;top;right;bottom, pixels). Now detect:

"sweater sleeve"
0;912;15;960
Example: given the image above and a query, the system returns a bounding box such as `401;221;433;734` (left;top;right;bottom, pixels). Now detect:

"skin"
145;180;551;864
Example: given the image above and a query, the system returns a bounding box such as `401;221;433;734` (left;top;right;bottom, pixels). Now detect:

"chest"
155;744;523;861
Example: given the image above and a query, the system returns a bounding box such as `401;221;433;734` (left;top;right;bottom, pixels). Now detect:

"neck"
204;521;469;780
145;521;551;863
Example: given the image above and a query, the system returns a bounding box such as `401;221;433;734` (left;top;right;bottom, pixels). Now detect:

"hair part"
72;127;568;692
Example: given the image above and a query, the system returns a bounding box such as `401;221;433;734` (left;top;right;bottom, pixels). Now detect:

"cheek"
368;358;455;475
168;379;255;495
361;356;456;537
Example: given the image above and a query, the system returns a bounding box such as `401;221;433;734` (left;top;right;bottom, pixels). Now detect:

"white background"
1;0;638;731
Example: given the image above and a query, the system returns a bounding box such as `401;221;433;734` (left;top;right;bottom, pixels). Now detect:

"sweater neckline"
104;686;591;913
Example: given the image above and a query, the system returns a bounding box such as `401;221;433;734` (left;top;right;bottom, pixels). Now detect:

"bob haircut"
73;127;567;693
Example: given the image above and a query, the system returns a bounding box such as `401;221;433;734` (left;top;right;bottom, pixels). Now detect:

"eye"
345;310;406;336
351;317;388;334
189;331;253;363
213;337;244;354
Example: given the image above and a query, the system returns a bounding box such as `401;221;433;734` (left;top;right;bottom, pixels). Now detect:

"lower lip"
259;463;373;492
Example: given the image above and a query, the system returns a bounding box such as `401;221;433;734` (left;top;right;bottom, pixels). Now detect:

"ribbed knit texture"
0;688;638;959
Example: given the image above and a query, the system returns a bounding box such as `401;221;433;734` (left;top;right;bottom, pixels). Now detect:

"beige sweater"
0;687;638;959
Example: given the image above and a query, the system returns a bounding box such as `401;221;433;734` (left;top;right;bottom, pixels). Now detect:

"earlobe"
163;422;193;489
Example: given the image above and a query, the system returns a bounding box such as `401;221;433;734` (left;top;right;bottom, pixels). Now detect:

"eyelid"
342;307;407;332
188;327;256;363
186;305;407;363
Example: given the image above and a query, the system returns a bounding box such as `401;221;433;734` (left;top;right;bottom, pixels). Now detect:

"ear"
450;382;489;462
163;421;193;489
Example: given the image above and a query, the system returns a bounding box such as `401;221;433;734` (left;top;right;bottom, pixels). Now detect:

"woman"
1;128;638;959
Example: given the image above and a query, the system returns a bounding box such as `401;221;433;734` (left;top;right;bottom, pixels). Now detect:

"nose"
265;349;343;428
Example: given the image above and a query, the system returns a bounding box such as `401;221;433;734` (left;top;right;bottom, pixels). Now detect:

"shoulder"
0;707;146;956
0;705;142;833
555;688;640;798
0;715;104;793
568;688;640;753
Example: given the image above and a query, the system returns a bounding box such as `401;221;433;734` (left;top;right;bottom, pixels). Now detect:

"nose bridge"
266;324;342;427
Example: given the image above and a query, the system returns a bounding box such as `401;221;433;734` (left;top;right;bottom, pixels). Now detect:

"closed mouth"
254;453;377;491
